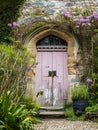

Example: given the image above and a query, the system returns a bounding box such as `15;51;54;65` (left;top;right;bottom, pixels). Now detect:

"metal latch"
48;71;56;77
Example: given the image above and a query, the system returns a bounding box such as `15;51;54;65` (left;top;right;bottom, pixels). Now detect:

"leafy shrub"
64;101;72;110
0;91;34;130
0;44;31;101
88;73;98;106
85;104;98;122
65;107;74;118
0;44;40;129
21;95;40;114
86;104;98;112
71;85;89;100
65;106;85;121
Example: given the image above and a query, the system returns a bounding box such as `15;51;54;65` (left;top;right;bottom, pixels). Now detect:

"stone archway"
25;25;79;101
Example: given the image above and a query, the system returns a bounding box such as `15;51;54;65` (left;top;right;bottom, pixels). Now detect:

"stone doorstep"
39;110;65;116
40;106;64;111
39;106;65;117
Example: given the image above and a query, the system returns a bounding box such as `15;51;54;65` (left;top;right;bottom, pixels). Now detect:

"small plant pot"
73;99;88;117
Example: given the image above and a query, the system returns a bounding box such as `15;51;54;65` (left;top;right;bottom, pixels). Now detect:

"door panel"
42;52;52;105
52;52;68;106
36;51;68;106
36;52;53;106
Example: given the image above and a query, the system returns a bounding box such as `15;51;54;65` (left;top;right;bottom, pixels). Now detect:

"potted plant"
71;85;89;116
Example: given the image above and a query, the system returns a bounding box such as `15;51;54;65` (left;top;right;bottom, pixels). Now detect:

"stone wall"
17;0;96;100
18;0;98;25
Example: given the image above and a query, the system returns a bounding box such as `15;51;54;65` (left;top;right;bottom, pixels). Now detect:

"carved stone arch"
24;25;79;100
25;27;78;72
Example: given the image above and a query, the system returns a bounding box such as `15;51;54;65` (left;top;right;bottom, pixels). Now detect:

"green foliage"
64;103;85;121
87;73;98;106
85;104;98;122
0;43;40;129
65;107;75;118
22;95;40;112
90;34;98;105
20;95;41;124
64;101;72;110
71;85;89;100
0;43;31;101
93;35;98;72
0;0;26;42
24;22;48;38
0;91;34;130
86;104;98;112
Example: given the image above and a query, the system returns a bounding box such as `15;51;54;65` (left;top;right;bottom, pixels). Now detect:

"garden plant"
0;1;40;129
60;5;98;121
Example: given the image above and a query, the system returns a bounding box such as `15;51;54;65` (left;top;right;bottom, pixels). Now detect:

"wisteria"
93;11;98;19
8;23;12;27
8;22;18;27
64;10;98;28
63;10;71;18
12;22;18;27
62;8;98;54
86;78;93;83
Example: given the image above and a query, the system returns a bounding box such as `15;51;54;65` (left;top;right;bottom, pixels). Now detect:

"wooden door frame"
25;26;79;101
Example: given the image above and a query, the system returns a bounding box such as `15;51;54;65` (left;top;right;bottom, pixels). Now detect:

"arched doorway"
36;35;68;106
25;25;78;107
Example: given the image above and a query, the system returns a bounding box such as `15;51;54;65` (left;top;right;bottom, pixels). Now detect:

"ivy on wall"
0;0;26;42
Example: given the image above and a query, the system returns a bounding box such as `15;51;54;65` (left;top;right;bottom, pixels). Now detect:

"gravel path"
33;119;98;130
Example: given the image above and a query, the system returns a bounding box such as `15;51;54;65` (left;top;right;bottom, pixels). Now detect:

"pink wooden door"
36;51;68;107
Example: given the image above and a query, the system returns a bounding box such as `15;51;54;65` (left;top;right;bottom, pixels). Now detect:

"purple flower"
93;11;98;16
64;11;71;18
86;78;93;83
12;22;18;27
94;15;98;19
87;23;91;26
86;15;92;19
82;23;86;26
86;19;90;22
8;22;18;27
79;18;84;22
79;18;90;23
93;11;98;19
74;18;80;22
8;23;12;27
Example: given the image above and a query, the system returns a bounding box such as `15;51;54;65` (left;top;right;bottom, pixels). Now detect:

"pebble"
33;119;98;130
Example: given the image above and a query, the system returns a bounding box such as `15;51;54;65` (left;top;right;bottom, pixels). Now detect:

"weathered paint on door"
36;51;68;106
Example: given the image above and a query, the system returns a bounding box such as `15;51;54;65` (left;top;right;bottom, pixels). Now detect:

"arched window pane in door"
36;35;67;46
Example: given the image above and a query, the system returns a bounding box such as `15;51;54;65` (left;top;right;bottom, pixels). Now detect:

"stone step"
39;110;65;116
40;106;63;111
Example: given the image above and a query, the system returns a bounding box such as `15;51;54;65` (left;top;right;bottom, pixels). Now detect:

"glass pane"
36;35;67;46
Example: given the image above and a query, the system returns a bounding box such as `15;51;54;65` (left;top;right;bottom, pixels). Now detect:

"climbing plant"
0;0;26;43
62;7;98;107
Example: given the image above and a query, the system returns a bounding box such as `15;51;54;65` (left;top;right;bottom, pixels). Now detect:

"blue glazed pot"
73;99;88;116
